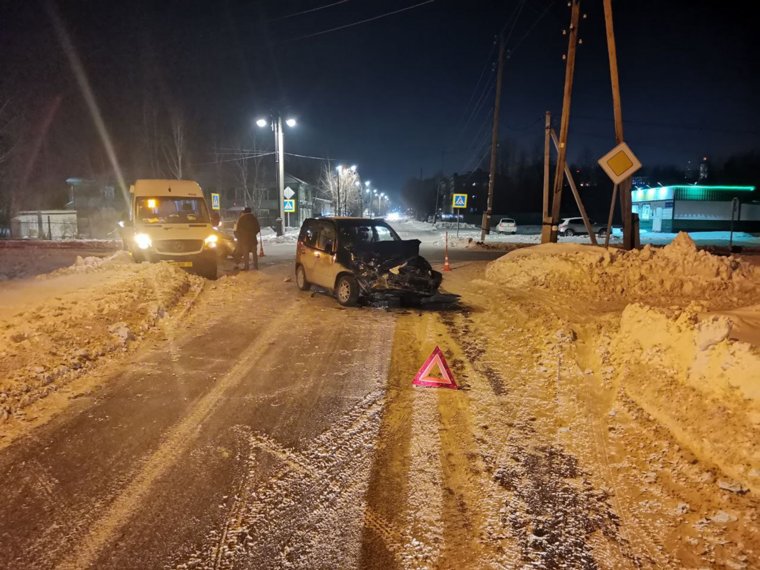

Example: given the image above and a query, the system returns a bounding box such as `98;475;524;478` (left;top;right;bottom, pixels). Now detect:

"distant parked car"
495;218;517;234
558;217;608;237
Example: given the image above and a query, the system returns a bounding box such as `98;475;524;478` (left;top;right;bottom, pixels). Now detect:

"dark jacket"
236;212;261;243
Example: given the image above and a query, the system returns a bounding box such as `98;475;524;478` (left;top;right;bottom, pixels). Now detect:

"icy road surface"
0;238;758;569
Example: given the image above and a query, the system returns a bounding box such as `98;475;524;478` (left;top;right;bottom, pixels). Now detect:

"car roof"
311;217;388;224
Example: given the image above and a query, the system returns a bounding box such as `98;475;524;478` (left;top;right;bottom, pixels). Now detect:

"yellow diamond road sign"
598;142;642;184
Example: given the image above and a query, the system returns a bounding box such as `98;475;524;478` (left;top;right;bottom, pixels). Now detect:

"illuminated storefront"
631;185;759;232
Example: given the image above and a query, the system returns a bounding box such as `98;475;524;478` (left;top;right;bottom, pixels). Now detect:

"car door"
298;220;320;281
311;221;338;289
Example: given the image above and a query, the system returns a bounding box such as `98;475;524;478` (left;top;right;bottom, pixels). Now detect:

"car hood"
349;238;421;259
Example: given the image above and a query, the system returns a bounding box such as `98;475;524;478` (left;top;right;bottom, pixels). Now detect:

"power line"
269;0;351;22
459;76;496;138
285;0;435;42
500;0;527;47
458;40;498;123
508;0;557;56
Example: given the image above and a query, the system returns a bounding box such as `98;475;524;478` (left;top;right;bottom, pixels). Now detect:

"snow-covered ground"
485;233;760;495
1;229;759;567
391;219;760;251
0;252;204;426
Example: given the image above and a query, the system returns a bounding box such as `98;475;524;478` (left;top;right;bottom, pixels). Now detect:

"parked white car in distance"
558;217;608;237
496;218;517;234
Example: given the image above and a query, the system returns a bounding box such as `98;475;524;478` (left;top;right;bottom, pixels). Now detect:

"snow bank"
486;233;760;307
0;254;203;422
604;303;760;493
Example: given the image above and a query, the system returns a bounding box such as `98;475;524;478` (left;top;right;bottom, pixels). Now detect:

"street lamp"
256;114;297;234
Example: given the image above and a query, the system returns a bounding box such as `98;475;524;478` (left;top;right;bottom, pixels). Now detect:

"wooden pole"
551;129;597;245
548;0;581;243
603;0;635;249
540;111;552;243
481;35;506;242
605;183;618;248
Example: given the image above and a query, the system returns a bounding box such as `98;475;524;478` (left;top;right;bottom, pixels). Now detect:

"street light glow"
350;164;357;171
365;180;371;186
285;118;297;127
256;118;268;128
336;165;343;173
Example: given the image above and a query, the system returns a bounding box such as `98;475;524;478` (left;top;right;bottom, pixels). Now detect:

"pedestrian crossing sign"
211;193;220;210
452;193;467;209
284;199;296;213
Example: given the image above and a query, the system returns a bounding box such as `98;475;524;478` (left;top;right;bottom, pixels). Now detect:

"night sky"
1;0;758;200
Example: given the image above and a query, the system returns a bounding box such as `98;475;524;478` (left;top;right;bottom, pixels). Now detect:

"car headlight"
134;233;152;250
204;234;218;248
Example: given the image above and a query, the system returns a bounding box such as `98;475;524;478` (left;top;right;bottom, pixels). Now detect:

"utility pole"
540;111;552;243
481;34;506;242
550;128;597;245
548;0;581;243
603;0;635;249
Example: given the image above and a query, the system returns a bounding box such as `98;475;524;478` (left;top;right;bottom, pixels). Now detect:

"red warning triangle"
412;346;458;389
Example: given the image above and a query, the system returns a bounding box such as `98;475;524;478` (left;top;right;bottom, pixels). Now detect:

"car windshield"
338;221;401;246
136;197;210;224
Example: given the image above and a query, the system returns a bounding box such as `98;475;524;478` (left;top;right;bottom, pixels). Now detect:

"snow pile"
0;257;203;422
486;233;760;307
601;303;760;493
42;249;134;276
261;228;300;243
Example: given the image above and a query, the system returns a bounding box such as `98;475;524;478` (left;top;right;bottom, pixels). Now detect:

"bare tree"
318;164;362;215
0;99;20;166
141;96;162;176
227;137;267;212
162;112;186;179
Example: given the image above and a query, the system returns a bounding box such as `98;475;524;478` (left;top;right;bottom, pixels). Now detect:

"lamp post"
256;114;297;235
363;180;371;217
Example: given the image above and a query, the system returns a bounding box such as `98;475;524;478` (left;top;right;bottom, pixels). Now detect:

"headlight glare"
134;233;152;250
204;234;218;248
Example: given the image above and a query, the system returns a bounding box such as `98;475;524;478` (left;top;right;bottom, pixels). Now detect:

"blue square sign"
452;193;468;209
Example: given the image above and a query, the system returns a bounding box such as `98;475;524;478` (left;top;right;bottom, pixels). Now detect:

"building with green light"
631;185;759;233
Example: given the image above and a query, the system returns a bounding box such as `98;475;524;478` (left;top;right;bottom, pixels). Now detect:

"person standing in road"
234;207;261;270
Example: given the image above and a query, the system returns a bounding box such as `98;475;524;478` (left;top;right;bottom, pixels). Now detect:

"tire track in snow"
204;389;387;568
55;300;305;570
439;296;639;568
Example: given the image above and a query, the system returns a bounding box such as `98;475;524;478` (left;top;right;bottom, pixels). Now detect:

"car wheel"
597;228;607;237
295;265;311;291
564;228;575;237
335;274;359;307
